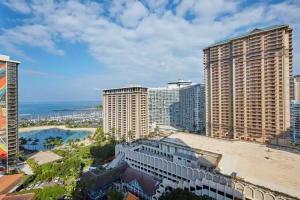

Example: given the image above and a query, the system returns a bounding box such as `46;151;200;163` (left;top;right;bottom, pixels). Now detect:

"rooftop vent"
250;28;261;33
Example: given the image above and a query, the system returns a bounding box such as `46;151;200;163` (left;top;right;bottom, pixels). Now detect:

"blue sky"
0;0;299;102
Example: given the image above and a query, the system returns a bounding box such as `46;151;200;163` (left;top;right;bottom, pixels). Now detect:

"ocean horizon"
19;100;101;120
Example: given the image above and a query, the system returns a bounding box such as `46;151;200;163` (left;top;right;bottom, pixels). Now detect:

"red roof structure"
0;193;35;200
0;174;23;195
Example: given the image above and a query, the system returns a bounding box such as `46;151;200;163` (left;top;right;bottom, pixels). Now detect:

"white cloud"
120;1;149;28
2;0;31;14
1;0;300;93
0;24;64;57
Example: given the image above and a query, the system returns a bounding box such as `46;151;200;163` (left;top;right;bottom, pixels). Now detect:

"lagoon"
20;128;91;151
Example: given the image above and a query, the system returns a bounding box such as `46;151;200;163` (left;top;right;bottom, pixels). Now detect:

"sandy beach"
19;125;97;133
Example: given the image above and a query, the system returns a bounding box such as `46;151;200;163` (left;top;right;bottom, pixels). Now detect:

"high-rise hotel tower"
0;55;19;174
294;75;300;102
103;86;148;141
204;25;293;143
148;80;192;128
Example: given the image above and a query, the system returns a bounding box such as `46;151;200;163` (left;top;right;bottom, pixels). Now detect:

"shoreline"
19;125;97;133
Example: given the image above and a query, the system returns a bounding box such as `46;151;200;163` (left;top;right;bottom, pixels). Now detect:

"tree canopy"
107;189;122;200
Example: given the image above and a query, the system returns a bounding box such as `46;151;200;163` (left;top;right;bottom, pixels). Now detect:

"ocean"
19;101;101;120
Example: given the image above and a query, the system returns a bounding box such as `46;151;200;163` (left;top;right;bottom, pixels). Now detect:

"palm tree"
128;130;134;143
87;135;92;141
75;138;80;143
51;137;62;147
154;126;160;135
110;127;116;138
120;135;126;143
31;141;38;151
43;140;50;149
34;138;39;144
43;136;63;149
19;137;27;146
67;139;74;147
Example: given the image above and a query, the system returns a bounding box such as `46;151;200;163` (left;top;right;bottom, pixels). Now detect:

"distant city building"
291;101;300;144
179;84;205;133
148;80;192;128
294;75;300;102
204;25;293;143
0;55;19;174
103;86;148;141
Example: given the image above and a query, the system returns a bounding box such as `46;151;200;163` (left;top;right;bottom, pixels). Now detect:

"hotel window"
203;185;209;190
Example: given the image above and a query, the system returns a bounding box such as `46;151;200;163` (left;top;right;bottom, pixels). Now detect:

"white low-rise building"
111;135;297;200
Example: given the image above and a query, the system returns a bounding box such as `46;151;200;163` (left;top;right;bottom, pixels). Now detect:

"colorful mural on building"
0;62;7;173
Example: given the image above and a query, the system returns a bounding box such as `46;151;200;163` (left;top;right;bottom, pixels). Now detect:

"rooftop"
81;163;127;190
0;174;23;195
167;79;192;85
0;55;20;64
121;167;158;196
29;151;63;165
204;24;289;49
103;85;147;92
165;132;300;198
124;192;138;200
0;193;35;200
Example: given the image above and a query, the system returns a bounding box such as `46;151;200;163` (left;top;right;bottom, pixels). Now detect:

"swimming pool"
19;128;91;150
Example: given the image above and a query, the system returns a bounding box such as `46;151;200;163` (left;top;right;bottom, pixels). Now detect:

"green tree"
34;185;65;200
26;159;39;172
43;136;63;149
107;189;122;200
54;137;64;147
64;177;76;198
95;104;103;110
154;126;160;135
19;137;27;145
127;130;134;142
67;139;75;147
120;134;126;143
31;141;38;150
16;151;25;162
109;134;116;144
109;127;116;139
94;128;105;143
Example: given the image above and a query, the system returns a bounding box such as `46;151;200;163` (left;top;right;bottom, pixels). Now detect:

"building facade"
204;25;293;143
112;139;295;200
291;101;300;144
103;86;148;141
0;55;19;174
148;80;191;128
179;84;205;134
294;75;300;102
